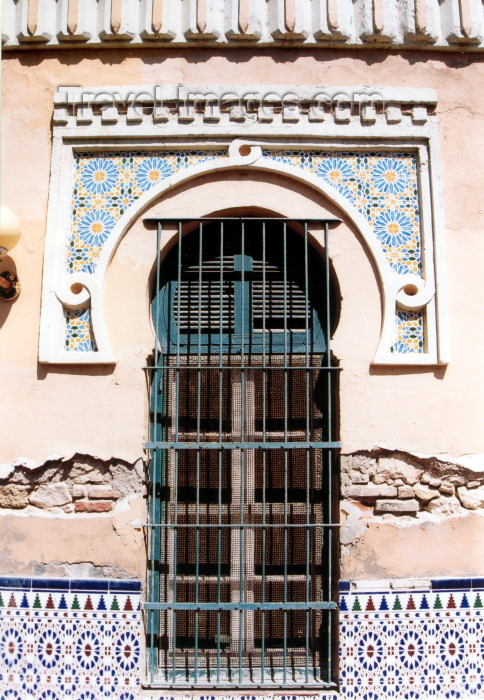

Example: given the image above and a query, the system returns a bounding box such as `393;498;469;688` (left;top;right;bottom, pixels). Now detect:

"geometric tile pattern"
65;150;424;354
265;150;424;355
68;151;227;275
1;577;481;699
394;310;424;354
339;579;484;699
0;578;141;699
264;151;421;276
65;308;96;352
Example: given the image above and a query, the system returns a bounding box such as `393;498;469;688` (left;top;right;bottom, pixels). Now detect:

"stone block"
457;486;484;510
88;486;121;500
75;501;112;513
375;499;420;514
0;484;29;509
349;470;370;484
376;457;423;485
439;482;455;495
341;454;376;476
424;495;462;516
72;485;87;499
75;470;110;485
413;483;440;502
398;485;415;499
30;483;71;508
344;484;398;499
448;475;468;486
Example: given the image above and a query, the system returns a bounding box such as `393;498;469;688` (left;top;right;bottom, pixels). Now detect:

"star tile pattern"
0;578;141;699
0;577;481;698
338;580;484;699
64;150;424;354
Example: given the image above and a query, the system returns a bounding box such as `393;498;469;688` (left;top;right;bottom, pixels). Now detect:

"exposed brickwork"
0;454;145;513
342;450;484;517
75;501;112;513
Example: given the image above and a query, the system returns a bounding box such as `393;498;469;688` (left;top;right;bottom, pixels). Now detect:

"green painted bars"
145;218;341;689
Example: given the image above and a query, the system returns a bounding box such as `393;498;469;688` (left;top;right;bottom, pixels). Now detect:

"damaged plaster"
340;448;484;579
0;453;146;514
341;448;484;518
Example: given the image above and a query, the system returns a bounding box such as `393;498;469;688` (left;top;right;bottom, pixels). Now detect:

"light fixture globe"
0;206;22;257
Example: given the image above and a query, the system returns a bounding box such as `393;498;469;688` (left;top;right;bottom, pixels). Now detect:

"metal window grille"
145;218;341;689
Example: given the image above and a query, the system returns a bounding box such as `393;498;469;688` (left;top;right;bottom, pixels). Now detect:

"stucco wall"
1;48;483;581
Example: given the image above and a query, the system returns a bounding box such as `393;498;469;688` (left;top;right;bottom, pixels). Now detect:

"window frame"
145;217;341;690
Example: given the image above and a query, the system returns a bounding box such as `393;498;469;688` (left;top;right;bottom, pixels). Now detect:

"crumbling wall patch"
0;453;146;513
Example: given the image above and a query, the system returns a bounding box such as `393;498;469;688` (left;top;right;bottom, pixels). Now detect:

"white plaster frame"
39;85;448;366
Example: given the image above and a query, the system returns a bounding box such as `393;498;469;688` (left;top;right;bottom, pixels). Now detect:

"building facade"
1;1;484;698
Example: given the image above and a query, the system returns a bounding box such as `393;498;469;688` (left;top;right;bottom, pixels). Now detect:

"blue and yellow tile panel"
65;150;423;354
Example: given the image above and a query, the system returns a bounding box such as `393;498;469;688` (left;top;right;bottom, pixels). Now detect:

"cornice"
3;0;484;51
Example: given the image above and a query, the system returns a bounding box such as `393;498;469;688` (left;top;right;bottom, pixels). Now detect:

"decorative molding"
3;0;484;50
39;85;448;366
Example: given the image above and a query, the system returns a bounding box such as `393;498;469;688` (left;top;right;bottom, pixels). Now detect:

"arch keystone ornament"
39;84;448;366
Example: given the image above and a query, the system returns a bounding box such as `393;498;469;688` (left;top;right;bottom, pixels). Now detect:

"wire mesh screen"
147;219;340;689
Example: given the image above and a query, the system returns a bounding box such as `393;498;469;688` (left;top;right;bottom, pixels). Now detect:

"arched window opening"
146;218;340;689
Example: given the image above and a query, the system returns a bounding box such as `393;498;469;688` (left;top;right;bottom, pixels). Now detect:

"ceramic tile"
0;578;141;700
64;149;424;356
2;577;481;697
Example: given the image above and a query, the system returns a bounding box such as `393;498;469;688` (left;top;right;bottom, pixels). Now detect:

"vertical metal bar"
282;221;288;684
324;220;333;683
172;221;182;683
261;220;267;684
304;222;311;683
239;220;245;684
216;221;224;684
261;449;266;684
304;222;310;439
262;220;266;367
148;221;163;679
194;222;203;684
305;447;310;683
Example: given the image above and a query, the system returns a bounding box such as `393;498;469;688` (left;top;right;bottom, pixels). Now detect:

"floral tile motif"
263;151;421;277
65;150;424;355
68;151;226;276
264;151;423;356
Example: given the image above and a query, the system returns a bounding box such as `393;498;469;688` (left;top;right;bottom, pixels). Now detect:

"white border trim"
39;85;448;366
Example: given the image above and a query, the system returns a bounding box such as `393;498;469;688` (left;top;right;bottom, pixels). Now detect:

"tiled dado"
339;577;484;699
0;577;141;699
0;577;483;699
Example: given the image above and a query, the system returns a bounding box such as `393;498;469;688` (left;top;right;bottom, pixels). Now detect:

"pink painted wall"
1;49;483;580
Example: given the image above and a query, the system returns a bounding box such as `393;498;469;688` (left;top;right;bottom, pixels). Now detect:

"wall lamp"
0;206;21;301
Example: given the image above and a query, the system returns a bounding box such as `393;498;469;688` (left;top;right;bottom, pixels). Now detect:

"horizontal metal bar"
148;686;336;691
143;522;341;529
146;684;337;691
144;217;340;223
145;441;341;450
144;601;337;611
144;365;342;371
